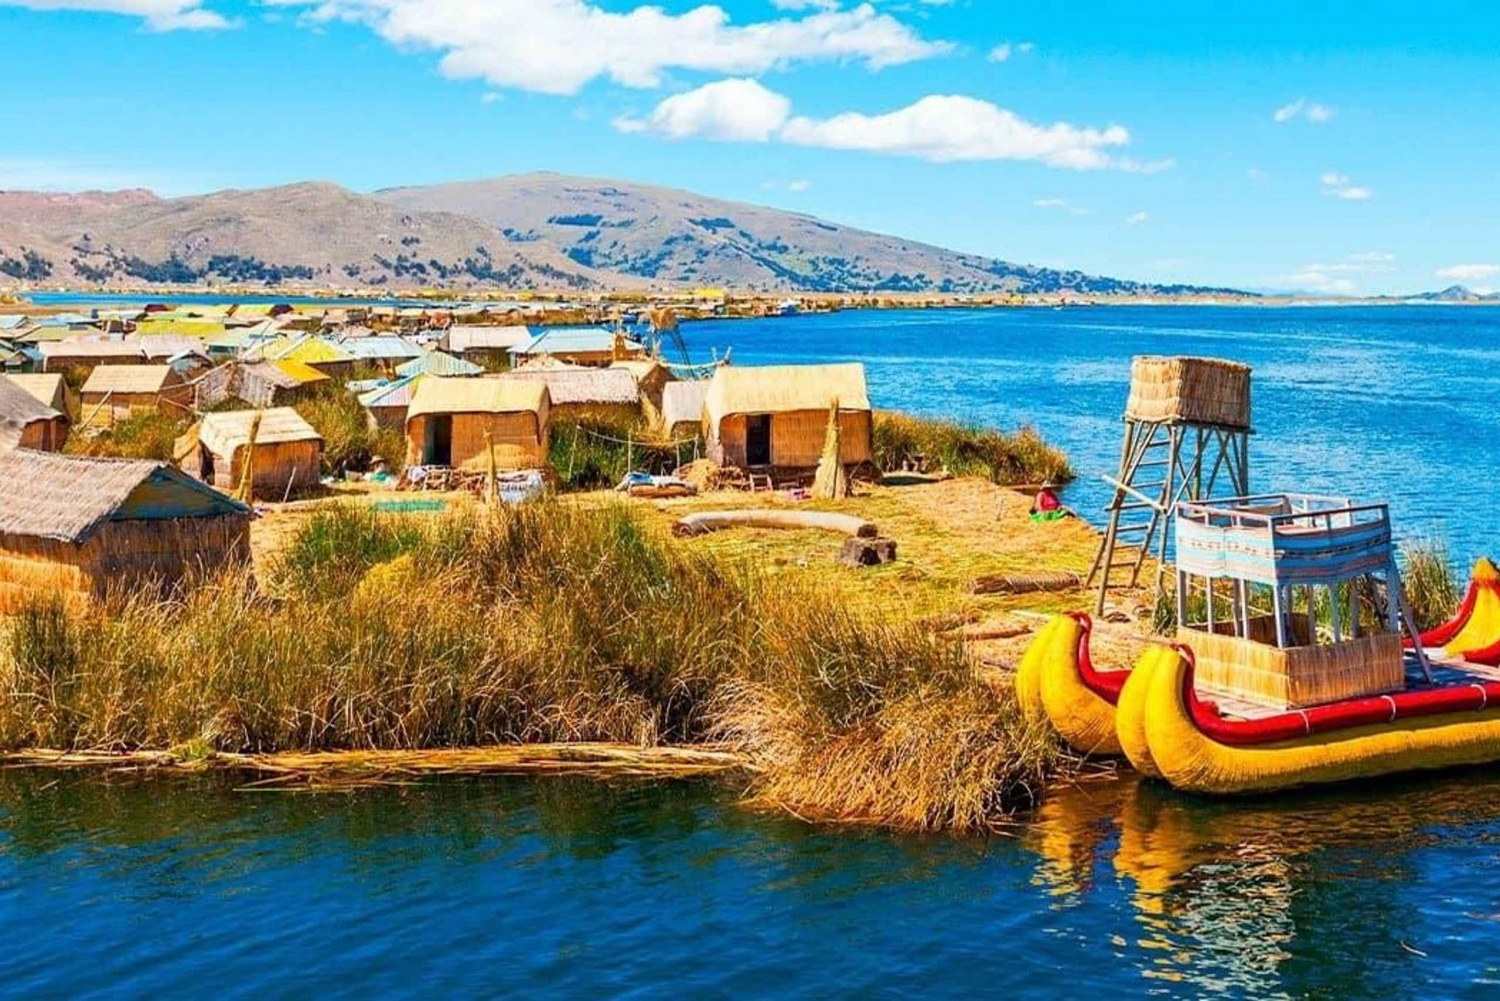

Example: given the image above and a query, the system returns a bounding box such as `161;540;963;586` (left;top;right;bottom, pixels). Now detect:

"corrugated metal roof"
39;339;145;361
661;379;709;430
272;359;332;385
339;335;424;361
512;327;643;356
447;325;532;352
359;375;422;409
396;350;483;378
0;450;247;543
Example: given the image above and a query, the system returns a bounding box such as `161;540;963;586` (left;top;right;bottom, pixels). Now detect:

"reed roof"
39;339;145;362
197;407;322;457
499;367;640;405
80;364;178;395
705;363;869;430
0;450;248;543
407;376;548;420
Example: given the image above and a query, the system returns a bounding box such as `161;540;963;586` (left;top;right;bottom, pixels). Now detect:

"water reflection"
1028;771;1500;996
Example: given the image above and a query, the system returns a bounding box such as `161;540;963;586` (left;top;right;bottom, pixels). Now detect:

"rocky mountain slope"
2;173;1241;295
0;182;608;290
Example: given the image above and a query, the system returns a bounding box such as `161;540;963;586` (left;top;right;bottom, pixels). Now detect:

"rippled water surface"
683;305;1500;559
6;771;1500;998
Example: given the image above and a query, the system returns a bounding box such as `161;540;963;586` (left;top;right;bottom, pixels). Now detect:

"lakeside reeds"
873;412;1073;485
0;500;1068;831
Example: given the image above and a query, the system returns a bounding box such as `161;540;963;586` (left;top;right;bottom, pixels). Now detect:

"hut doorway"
746;413;772;466
425;415;454;466
201;448;215;484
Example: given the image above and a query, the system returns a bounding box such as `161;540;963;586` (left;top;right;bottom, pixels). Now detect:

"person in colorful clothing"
1030;480;1071;522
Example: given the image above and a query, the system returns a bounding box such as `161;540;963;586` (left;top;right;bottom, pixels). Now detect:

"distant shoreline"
5;287;1498;314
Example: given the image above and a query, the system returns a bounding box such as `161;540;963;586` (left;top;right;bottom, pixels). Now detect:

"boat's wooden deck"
1205;650;1500;722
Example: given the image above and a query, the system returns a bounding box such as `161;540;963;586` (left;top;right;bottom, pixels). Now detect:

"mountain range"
3;172;1248;296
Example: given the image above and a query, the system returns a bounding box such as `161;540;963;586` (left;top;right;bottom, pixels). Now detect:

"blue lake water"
10;303;1500;997
681;305;1500;562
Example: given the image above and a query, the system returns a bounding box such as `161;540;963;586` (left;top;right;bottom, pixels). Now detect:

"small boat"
1019;494;1500;794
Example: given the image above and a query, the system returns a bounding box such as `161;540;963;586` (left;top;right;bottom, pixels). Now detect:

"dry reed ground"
247;476;1157;675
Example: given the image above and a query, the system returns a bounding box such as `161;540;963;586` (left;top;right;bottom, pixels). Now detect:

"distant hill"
1404;284;1495;302
1;172;1247;295
375;172;1242;296
0;182;610;290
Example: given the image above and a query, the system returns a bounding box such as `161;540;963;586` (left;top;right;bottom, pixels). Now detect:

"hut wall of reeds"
704;363;873;471
178;408;324;499
1182;627;1405;709
404;377;550;470
79;365;189;424
0;451;251;612
1125;356;1252;428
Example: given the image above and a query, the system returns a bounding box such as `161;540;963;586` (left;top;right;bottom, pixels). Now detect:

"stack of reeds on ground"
0;500;1072;831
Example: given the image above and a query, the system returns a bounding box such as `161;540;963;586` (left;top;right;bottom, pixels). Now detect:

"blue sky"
4;0;1498;294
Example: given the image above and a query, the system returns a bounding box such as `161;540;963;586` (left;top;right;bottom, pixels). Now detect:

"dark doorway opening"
745;413;772;467
426;415;454;466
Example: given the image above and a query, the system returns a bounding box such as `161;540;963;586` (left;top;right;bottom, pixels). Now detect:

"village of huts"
0;298;900;610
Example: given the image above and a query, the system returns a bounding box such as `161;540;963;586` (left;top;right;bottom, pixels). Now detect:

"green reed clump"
0;500;1072;830
294;387;406;475
64;410;186;462
873;412;1073;485
546;416;681;491
1402;541;1462;632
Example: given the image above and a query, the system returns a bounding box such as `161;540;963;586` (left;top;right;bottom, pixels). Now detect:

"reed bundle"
1125;356;1251;429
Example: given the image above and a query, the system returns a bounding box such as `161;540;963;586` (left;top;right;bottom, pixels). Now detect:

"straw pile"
811;399;850;499
1125;356;1251;429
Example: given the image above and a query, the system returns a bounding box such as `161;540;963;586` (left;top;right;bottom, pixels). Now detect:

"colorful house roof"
339;335;424;363
395;350;483;378
511;328;644;357
271;359;332;386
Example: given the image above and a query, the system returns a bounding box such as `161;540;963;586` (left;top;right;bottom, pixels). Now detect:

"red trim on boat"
1404;580;1479;650
1066;612;1128;704
1177;645;1500;747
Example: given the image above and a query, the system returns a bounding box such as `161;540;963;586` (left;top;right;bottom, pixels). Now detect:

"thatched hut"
79;364;189;425
37;338;145;374
0;450;250;612
704;363;872;472
0;376;68;454
610;358;675;412
660;379;709;440
405;377;550;470
498;366;641;424
176;408;324;500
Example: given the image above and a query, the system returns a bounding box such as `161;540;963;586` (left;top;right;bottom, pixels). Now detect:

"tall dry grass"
0;501;1069;830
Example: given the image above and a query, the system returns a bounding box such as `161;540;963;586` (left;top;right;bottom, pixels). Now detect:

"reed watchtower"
1086;356;1252;613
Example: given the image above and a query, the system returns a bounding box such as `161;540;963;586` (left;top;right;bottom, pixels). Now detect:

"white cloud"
1274;97;1335;124
770;0;839;9
264;0;950;96
613;78;792;141
1247;166;1265;181
1033;198;1089;216
987;40;1033;63
1284;251;1397;294
480;91;503;104
1273;98;1305;123
781;94;1134;169
3;0;232;30
1126;210;1148;225
618;83;1158;172
788;179;811;192
1320;171;1372;200
1435;263;1500;281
